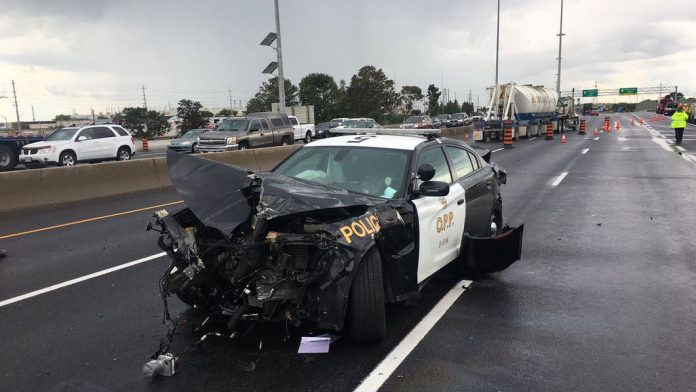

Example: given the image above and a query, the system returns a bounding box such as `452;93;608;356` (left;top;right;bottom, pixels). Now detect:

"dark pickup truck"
0;135;45;171
197;112;295;152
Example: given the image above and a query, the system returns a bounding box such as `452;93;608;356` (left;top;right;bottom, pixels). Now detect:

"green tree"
121;107;147;132
346;65;400;121
54;114;72;121
461;101;474;114
400;86;423;115
137;110;169;139
246;78;299;112
299;73;338;122
176;99;207;134
216;109;233;117
333;79;349;117
426;84;441;116
200;110;214;119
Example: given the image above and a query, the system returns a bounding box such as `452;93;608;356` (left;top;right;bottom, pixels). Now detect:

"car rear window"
112;126;129;136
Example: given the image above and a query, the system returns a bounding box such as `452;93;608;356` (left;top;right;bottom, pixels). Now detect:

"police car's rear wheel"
348;247;386;343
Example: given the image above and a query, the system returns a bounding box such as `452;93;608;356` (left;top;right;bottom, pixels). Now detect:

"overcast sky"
1;0;694;121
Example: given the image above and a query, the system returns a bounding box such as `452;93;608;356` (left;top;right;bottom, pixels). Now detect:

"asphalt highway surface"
1;114;695;391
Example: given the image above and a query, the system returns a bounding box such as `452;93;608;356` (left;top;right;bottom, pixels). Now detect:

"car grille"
23;148;38;155
199;139;225;145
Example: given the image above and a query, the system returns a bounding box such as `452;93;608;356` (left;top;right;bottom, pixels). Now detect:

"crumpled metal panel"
167;150;384;236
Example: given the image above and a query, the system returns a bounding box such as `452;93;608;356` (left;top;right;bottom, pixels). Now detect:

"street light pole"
274;0;286;112
556;0;565;93
12;80;21;131
495;0;500;88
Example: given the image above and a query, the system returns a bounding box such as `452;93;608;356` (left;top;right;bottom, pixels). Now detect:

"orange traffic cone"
464;132;470;141
561;133;567;144
593;128;599;137
661;114;665;120
616;121;621;131
640;117;644;125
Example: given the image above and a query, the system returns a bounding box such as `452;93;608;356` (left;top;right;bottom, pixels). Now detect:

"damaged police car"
148;129;522;371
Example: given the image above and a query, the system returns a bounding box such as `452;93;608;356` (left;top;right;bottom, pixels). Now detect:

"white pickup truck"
289;115;316;143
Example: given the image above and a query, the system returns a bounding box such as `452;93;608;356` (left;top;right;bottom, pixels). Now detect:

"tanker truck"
476;83;561;141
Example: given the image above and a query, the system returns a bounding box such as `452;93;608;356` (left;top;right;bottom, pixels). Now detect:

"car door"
445;145;495;237
258;119;274;146
91;126;119;159
411;146;467;283
74;127;100;160
246;119;264;147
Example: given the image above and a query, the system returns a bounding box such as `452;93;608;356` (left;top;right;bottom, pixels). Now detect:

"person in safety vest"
670;105;688;144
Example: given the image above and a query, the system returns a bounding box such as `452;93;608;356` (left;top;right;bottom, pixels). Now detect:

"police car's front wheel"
348;247;386;343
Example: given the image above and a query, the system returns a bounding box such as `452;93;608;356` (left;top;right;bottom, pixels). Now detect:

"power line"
142;85;148;110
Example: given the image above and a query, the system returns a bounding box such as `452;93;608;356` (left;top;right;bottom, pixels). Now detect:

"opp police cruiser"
146;128;523;375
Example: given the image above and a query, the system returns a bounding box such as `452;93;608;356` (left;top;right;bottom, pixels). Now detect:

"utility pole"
91;107;96;124
555;0;565;93
31;105;36;121
495;0;500;88
229;89;234;111
12;80;21;131
274;0;286;112
141;85;148;110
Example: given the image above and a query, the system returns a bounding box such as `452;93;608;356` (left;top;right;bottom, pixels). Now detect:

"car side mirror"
417;163;435;181
77;136;87;141
419;181;450;197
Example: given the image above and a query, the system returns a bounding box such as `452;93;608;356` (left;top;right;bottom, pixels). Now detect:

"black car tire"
58;151;77;167
0;145;16;172
305;131;312;144
191;142;198;153
117;146;131;161
348;247;386;343
238;142;249;150
281;136;290;146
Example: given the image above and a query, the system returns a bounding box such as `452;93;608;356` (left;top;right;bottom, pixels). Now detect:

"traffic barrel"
603;118;611;132
142;138;149;152
578;119;586;135
545;123;554;140
503;121;514;148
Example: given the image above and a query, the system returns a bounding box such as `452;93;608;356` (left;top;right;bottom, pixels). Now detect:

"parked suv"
197;112;295;152
18;124;135;167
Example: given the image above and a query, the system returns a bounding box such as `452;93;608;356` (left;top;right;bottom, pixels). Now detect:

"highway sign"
582;89;598;97
619;87;638;95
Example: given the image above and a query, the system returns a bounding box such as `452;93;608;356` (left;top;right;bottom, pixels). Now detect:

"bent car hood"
167;150;382;236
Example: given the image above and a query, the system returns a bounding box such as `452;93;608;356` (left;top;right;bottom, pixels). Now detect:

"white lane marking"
676;146;686;152
354;280;472;392
529;137;537;141
551;171;569;187
581;148;589;155
492;148;505;153
651;137;674;152
0;252;167;308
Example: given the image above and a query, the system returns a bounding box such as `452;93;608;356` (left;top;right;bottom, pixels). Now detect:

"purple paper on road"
298;336;331;354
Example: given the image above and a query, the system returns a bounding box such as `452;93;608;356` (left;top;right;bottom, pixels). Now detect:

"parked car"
152;131;522;366
288;115;316;143
401;115;432;129
197;113;294;152
446;113;468;127
167;129;206;153
18;125;135;167
434;114;450;128
330;118;350;127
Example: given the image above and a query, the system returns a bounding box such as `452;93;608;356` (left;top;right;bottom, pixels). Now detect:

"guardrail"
0;145;301;214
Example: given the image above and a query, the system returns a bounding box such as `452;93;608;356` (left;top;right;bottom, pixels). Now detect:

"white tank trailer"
477;83;564;141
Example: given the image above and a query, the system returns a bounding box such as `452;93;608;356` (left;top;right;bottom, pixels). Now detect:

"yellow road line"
0;200;184;240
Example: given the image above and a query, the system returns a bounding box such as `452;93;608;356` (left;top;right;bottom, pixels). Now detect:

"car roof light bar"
329;128;441;138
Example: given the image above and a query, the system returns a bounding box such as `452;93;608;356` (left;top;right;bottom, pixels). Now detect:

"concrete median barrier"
0;145;301;214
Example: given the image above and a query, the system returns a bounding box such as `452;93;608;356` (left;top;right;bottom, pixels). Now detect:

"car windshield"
182;130;203;138
273;146;410;199
405;116;422;124
318;122;331;130
343;120;360;127
452;113;466;119
216;119;249;131
45;128;79;141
